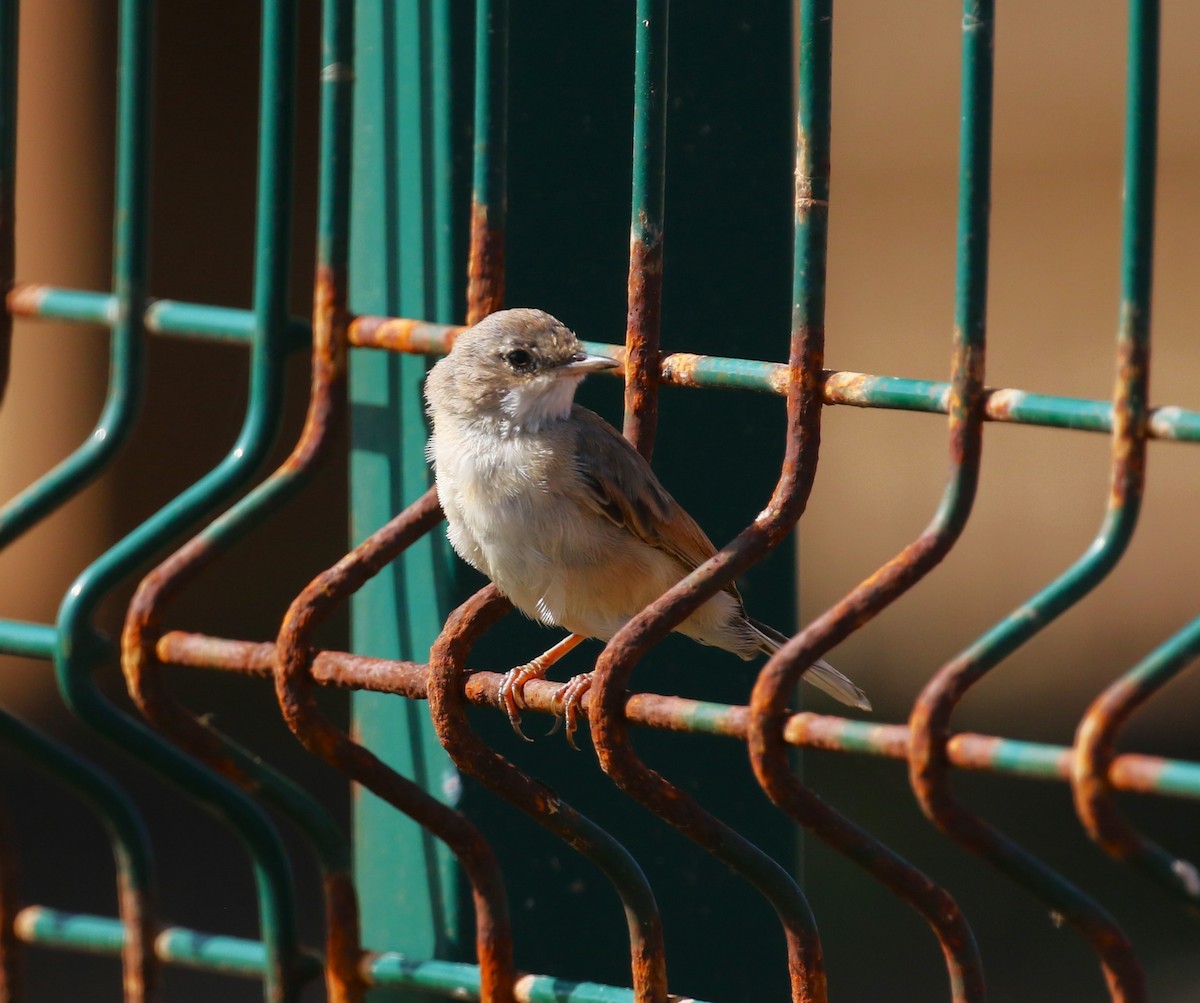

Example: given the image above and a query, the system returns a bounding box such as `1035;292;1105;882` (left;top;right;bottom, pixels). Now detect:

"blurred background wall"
0;3;1196;1001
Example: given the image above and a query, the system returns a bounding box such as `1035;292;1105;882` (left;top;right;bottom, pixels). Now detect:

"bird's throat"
499;375;580;432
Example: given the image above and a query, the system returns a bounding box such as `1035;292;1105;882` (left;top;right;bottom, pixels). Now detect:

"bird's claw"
551;672;593;751
498;661;546;743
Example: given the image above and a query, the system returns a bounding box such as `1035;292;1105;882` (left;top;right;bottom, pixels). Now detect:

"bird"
424;307;870;746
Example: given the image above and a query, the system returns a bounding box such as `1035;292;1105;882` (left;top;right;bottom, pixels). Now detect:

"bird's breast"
432;425;562;580
430;421;747;649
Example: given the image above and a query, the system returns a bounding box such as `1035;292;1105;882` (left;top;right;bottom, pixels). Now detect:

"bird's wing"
570;406;730;580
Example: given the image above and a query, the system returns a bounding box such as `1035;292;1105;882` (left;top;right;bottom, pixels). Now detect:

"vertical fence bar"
621;0;668;459
419;0;675;995
0;706;157;1001
749;1;989;998
1;2;166;999
428;587;669;1003
51;2;308;1000
466;0;507;323
0;0;151;547
588;1;830;996
1069;5;1176;904
120;1;362;998
908;2;1159;999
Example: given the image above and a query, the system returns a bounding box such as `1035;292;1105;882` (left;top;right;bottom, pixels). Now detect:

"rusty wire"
118;1;363;996
419;4;686;1001
583;137;832;1003
1072;625;1200;909
566;4;835;1000
746;2;990;1000
272;488;518;1003
428;586;669;1002
907;4;1160;1000
151;628;1200;803
465;0;508;326
120;259;363;1002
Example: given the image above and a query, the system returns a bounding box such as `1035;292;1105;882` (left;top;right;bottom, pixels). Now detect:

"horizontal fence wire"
10;285;1200;442
0;0;1195;1001
15;906;708;1003
151;630;1200;800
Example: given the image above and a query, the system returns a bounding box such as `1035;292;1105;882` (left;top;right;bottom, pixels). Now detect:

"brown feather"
568;405;751;605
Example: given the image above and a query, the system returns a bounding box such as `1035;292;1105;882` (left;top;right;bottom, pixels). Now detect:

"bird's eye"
504;348;534;372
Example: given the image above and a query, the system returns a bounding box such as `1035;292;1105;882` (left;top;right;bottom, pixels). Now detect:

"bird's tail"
748;618;872;712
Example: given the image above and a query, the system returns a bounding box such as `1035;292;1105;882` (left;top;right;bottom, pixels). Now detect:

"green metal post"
348;1;461;990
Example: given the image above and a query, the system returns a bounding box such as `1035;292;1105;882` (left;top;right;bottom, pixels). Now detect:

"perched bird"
424;308;870;745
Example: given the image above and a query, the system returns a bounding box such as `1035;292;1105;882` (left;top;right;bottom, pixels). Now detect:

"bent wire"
51;2;310;1000
1072;615;1200;908
908;2;1160;1000
747;2;989;1000
119;1;361;1000
0;2;160;998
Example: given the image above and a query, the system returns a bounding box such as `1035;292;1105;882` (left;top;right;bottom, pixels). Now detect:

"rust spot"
4;282;49;318
982;387;1026;423
657;351;706;389
323;871;366;1003
157;632;276;677
821;369;880;406
623;232;664;459
783;715;910;759
116;868;157;1003
467;200;506;325
1107;754;1169;795
1069;656;1200;907
1105;332;1150;513
347;315;463;355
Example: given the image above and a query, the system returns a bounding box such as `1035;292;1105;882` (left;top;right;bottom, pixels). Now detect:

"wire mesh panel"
0;1;1197;1002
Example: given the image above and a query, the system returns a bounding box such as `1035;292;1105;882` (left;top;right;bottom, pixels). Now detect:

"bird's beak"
560;352;621;375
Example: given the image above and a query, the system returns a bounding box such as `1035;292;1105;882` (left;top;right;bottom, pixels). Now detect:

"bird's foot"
550;672;594;751
498;660;550;742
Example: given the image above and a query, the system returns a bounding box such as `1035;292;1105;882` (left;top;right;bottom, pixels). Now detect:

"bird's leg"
498;634;586;742
551;672;594;751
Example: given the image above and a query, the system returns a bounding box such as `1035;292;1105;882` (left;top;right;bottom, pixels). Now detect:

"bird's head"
425;308;619;429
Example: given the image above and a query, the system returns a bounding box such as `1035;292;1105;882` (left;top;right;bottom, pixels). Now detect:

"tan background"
802;3;1200;746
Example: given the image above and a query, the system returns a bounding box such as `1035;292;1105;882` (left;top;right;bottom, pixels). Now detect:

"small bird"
424;308;870;746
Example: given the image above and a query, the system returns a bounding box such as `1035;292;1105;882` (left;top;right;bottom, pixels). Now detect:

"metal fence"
0;1;1196;1001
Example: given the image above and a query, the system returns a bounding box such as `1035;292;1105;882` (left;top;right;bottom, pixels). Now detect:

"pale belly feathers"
432;425;747;652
